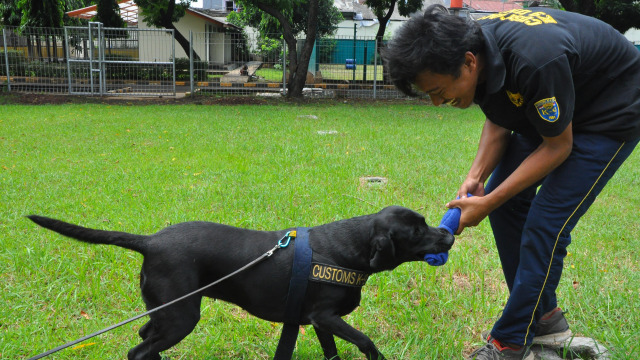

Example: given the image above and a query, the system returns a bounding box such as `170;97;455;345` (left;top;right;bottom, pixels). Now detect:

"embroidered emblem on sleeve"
534;97;560;122
506;90;524;107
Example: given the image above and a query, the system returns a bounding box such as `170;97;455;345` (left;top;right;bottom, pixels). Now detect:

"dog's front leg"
313;325;339;360
311;315;385;360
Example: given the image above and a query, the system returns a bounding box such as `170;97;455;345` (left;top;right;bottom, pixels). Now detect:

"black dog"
28;206;454;360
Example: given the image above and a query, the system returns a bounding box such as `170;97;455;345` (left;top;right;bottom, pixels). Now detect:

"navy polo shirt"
474;8;640;141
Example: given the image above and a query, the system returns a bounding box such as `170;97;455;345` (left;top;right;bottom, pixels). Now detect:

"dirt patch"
0;92;427;106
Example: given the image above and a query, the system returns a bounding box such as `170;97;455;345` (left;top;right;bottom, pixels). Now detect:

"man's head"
382;5;485;107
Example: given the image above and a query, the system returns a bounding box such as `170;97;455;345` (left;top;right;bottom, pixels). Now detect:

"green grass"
1;100;638;359
255;68;285;82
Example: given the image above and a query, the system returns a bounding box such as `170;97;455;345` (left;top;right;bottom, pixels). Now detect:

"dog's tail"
27;215;148;253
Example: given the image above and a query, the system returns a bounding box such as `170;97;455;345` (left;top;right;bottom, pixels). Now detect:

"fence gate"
64;23;175;97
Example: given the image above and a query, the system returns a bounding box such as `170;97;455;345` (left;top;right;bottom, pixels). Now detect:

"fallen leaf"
72;342;96;350
80;310;90;320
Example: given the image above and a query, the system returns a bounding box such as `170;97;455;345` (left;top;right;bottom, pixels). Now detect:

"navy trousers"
485;132;639;346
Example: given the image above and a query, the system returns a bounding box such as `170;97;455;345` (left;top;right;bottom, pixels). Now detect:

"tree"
557;0;640;33
18;0;65;61
96;0;126;28
135;0;200;60
366;0;424;83
234;0;341;97
367;0;423;50
96;0;127;55
0;0;23;27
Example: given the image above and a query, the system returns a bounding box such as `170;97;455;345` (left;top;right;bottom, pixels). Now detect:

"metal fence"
2;24;176;96
1;24;403;99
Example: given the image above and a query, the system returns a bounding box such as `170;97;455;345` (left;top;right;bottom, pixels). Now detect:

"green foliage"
18;0;65;28
367;0;423;42
136;0;193;28
558;0;640;33
17;0;64;28
257;36;283;61
174;57;209;80
0;0;23;27
233;0;341;38
95;0;126;29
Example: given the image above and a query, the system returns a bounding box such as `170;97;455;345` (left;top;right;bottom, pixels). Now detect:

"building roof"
188;8;240;29
66;0;139;26
464;0;522;12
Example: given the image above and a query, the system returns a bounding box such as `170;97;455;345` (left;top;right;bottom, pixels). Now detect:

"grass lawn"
1;100;638;359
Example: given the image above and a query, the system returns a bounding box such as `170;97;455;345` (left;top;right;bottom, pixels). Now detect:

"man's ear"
369;234;396;271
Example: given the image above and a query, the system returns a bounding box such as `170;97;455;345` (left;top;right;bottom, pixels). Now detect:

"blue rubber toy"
424;194;471;266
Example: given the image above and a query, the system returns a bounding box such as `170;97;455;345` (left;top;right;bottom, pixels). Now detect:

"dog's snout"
440;227;455;245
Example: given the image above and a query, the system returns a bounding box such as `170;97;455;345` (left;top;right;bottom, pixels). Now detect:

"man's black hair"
381;5;484;96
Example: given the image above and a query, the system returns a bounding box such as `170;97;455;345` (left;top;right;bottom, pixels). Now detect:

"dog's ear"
369;234;396;271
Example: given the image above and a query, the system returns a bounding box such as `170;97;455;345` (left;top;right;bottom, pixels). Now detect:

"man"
383;5;640;360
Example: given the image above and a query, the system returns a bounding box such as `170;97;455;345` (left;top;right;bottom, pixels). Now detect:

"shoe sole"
480;329;573;347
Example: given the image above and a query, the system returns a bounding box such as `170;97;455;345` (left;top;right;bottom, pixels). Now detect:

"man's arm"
450;121;573;234
458;118;512;198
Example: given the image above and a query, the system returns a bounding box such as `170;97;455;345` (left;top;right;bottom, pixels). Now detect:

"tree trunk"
375;1;395;84
255;0;319;98
289;0;319;97
160;1;200;61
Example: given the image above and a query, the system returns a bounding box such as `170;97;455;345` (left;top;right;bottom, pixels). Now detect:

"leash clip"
267;231;297;257
278;230;296;248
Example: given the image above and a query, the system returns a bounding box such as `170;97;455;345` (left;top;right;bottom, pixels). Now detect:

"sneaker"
480;307;573;346
468;336;534;360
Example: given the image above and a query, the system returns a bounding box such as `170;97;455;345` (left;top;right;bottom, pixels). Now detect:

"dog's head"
369;206;455;271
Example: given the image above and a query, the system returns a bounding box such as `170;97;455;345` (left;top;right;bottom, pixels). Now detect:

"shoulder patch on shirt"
534;97;560;122
506;90;524;107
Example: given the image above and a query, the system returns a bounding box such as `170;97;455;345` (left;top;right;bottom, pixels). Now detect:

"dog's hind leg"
138;321;153;340
313;325;340;360
127;297;202;360
311;315;385;360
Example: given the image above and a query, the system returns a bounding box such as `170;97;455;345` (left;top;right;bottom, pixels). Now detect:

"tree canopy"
232;0;336;97
547;0;640;33
231;0;341;38
95;0;126;28
366;0;423;47
17;0;65;28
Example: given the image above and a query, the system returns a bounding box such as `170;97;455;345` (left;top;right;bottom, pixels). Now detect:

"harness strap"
273;227;312;360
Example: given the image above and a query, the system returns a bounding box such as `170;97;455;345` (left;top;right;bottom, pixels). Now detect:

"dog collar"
309;263;370;287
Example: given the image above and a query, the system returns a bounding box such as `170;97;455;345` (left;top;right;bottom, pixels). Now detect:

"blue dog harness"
273;227;370;360
273;227;312;360
273;227;313;360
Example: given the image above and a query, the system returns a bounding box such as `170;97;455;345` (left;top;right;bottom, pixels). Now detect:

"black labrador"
28;206;454;360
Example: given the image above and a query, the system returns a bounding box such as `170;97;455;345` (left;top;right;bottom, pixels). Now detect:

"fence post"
282;37;286;96
171;29;176;96
2;29;10;92
64;27;71;94
98;22;106;95
373;38;378;99
352;24;356;82
189;30;194;95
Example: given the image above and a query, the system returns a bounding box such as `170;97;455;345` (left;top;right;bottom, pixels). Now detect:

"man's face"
414;52;480;109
